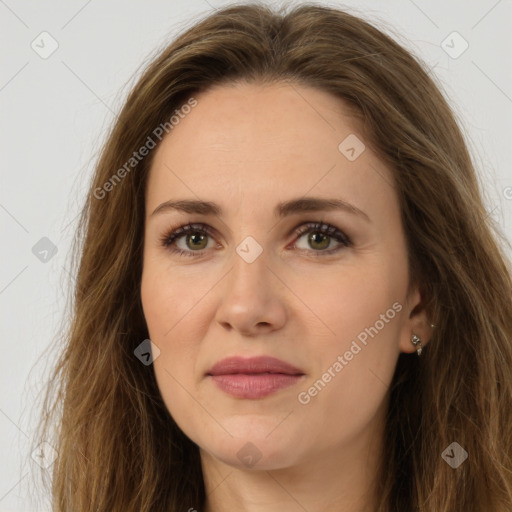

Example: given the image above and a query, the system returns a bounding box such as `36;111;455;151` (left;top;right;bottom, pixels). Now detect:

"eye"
159;221;352;258
292;222;352;256
158;223;217;257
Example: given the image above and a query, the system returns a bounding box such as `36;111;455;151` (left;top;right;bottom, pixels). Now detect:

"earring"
411;334;423;356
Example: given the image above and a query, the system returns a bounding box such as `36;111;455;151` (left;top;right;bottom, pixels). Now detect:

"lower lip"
209;373;304;399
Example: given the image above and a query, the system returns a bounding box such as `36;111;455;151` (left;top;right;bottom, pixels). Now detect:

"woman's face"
141;81;426;472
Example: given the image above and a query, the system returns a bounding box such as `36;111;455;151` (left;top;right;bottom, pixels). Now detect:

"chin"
197;426;302;471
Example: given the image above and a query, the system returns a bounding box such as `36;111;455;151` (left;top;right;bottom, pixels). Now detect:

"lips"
206;355;304;376
206;356;305;399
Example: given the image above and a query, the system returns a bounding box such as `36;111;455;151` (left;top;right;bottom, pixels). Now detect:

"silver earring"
411;334;423;356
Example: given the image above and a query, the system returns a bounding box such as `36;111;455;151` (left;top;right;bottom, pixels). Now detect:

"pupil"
310;232;329;249
188;233;206;249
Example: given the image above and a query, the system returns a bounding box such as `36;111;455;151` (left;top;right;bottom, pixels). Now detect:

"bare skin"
140;81;432;512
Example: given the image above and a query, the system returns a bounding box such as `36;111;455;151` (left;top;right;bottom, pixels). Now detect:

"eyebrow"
151;197;371;222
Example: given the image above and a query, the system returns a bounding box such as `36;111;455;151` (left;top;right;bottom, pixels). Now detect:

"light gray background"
1;0;511;510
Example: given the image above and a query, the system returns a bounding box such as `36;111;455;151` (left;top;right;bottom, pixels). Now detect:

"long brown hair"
32;3;512;510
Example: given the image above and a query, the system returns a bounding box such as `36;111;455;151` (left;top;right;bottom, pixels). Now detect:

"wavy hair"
33;3;512;511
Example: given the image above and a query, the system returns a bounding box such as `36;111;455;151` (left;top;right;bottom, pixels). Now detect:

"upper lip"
207;356;304;376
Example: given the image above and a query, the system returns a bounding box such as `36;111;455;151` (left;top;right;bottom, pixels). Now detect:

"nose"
214;247;287;336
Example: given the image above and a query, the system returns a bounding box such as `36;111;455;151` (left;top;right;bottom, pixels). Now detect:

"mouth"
206;355;305;399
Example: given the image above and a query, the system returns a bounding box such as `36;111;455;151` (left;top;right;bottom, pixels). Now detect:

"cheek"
140;264;207;427
140;260;197;339
293;304;401;449
295;256;405;351
141;266;197;357
141;273;171;343
295;258;404;416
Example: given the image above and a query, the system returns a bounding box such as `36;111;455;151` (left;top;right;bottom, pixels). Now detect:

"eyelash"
158;221;352;258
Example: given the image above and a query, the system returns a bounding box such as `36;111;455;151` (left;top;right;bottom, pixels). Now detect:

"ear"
398;284;435;354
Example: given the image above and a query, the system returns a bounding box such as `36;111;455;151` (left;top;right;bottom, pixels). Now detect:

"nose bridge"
216;195;283;288
228;234;269;295
214;233;286;334
224;201;270;274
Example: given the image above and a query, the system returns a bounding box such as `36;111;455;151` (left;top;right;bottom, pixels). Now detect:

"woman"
34;3;512;511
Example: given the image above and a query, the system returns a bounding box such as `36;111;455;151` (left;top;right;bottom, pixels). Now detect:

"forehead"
152;81;364;162
145;81;395;219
